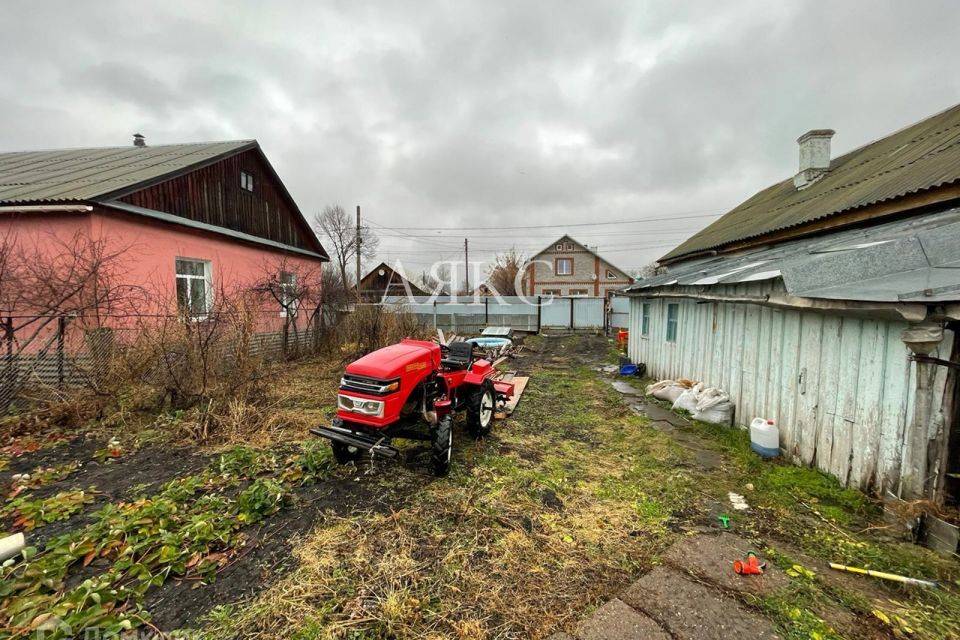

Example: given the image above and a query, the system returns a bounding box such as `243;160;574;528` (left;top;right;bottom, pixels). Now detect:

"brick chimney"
133;133;146;148
793;129;834;189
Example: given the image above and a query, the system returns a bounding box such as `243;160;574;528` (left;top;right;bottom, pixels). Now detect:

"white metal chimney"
793;129;834;189
133;133;146;148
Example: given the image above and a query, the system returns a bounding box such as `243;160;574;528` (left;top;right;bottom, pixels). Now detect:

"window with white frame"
666;303;679;342
641;303;651;336
542;289;561;296
568;288;588;297
280;271;297;317
555;243;563;251
555;257;572;275
606;269;618;279
240;170;255;192
176;258;213;319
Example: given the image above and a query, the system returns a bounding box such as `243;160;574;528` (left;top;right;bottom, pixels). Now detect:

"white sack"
672;383;703;413
692;386;734;425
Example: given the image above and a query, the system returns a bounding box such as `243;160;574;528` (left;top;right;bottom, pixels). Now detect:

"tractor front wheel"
330;418;363;464
430;414;453;477
467;381;496;438
331;442;362;464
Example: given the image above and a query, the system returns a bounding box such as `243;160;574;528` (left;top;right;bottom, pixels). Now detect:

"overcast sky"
2;1;959;275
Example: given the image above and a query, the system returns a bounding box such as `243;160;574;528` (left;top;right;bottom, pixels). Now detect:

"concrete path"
551;532;785;640
562;379;786;639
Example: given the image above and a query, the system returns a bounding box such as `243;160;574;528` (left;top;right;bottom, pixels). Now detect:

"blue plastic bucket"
619;364;638;375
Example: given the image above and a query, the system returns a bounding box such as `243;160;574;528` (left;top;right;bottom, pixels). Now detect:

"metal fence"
379;295;608;334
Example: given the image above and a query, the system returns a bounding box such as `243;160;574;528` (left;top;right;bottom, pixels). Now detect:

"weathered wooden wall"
627;281;952;496
119;149;316;251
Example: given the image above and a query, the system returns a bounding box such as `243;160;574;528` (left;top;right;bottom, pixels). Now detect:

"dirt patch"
145;475;411;631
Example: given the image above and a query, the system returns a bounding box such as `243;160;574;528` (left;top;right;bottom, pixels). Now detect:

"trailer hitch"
310;425;400;459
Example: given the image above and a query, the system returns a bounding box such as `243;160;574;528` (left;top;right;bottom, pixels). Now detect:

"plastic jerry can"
750;418;779;458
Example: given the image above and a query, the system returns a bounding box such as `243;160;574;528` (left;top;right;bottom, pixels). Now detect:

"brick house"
522;235;633;298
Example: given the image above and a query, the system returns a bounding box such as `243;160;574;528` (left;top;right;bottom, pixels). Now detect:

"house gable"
117;147;322;255
525;234;633;295
358;262;427;297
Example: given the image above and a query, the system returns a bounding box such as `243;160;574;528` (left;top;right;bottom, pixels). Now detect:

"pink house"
0;138;328;360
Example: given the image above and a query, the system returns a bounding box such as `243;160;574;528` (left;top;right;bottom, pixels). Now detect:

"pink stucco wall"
1;207;324;348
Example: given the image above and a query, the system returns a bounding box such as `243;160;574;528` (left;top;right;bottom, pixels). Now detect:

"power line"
367;209;724;232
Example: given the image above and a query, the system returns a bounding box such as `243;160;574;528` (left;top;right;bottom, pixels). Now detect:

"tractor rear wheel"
467;381;496;438
430;414;453;477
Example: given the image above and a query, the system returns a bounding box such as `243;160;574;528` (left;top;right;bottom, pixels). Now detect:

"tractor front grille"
340;374;400;396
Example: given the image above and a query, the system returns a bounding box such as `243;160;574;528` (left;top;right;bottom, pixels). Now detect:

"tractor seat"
441;341;473;370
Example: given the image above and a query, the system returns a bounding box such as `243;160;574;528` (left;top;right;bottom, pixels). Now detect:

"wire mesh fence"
0;310;326;413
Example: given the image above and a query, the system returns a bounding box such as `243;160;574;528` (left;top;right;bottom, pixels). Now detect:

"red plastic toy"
733;551;766;575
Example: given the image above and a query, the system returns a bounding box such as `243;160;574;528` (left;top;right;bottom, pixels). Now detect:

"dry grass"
201;362;695;639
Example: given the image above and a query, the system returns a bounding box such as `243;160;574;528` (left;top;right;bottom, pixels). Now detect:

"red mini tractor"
310;339;514;476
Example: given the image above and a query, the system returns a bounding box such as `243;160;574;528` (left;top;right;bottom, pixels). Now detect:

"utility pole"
355;205;362;302
464;237;469;295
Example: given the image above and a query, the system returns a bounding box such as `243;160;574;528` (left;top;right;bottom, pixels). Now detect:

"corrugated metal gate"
381;296;605;332
539;297;605;330
609;295;630;329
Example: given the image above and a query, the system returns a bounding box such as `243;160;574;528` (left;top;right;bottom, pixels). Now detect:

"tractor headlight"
338;395;384;417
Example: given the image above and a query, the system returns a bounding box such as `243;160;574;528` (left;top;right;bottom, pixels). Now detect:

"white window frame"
555;243;563;251
555;258;572;276
542;289;561;296
568;289;589;297
240;170;254;192
641;303;650;336
666;303;679;343
175;257;213;320
606;269;618;280
280;271;297;318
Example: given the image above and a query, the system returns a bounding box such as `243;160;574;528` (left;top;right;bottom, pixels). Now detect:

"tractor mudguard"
464;359;495;386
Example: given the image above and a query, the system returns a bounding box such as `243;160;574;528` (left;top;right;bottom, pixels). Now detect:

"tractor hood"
345;339;441;380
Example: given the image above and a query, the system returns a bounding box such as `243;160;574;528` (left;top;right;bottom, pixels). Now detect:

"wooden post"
484;296;489;327
569;297;575;330
537;296;542;334
356;205;362;303
2;317;14;410
56;317;65;389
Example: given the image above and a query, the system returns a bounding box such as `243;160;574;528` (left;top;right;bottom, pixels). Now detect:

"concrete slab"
663;533;790;596
621;566;782;640
632;401;689;427
576;598;671;640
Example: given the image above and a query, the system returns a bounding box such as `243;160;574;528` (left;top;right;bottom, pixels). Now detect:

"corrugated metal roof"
662;103;960;261
0;141;255;203
627;206;960;303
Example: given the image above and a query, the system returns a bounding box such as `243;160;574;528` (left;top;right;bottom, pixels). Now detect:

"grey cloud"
2;1;960;270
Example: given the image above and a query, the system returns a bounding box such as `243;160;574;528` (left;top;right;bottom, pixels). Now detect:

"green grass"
201;341;698;639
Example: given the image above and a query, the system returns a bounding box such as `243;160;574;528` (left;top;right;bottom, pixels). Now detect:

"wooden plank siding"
627;284;954;496
118;149;316;252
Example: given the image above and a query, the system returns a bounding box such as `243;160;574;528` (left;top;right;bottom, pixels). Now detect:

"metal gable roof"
628;206;960;303
529;234;634;280
0;141;255;203
662;103;960;261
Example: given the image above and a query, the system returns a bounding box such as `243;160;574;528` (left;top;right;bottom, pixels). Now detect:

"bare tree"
418;263;451;296
486;248;526;296
631;263;662;280
312;204;380;287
